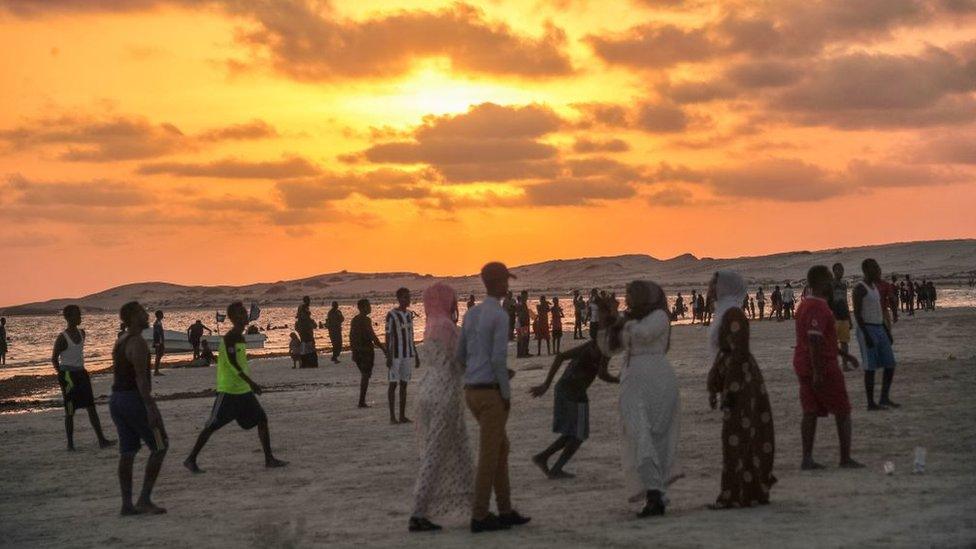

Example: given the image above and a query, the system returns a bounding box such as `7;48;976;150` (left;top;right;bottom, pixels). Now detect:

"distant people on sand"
295;305;319;369
854;259;900;411
458;262;530;533
534;296;551;356
52;305;114;451
793;266;863;470
830;264;860;371
186;320;213;360
529;339;617;480
152;310;165;376
408;283;474;533
597;281;680;518
673;292;686;320
782;282;796;320
573;290;586;340
184;301;287;473
771;286;783;321
350;298;386;409
326;301;344;364
756;287;766;320
706;271;776;509
111;301;167;516
0;316;7;365
515;291;532;358
695;290;706;325
288;333;301;369
748;296;756;320
587;288;600;339
386;287;419;424
550;297;564;354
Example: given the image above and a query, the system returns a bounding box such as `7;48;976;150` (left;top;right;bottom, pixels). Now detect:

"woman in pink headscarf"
409;283;474;533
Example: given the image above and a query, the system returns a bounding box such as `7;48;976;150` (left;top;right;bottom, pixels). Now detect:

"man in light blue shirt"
457;262;531;533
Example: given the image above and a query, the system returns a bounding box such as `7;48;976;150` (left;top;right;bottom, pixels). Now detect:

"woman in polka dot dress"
707;290;777;509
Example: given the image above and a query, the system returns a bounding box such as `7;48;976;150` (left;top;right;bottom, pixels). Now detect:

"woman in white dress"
409;282;474;532
597;281;680;518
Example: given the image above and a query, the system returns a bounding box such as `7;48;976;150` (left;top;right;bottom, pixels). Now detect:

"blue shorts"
110;390;167;455
857;324;896;371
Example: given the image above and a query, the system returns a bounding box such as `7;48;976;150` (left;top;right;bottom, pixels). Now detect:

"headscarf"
423;282;459;350
606;280;670;354
708;270;748;363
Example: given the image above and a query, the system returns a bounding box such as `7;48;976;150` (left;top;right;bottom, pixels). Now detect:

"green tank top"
217;337;252;394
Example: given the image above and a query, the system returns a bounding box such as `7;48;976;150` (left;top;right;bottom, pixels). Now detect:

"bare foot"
120;505;143;516
183;459;204;474
99;439;117;449
839;458;866;469
266;458;289;468
358;403;370;408
801;459;826;470
390;418;399;425
135;500;167;515
531;454;550;477
399;417;413;424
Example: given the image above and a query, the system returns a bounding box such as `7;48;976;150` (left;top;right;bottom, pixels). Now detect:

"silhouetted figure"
152;310;165;376
587;288;600;339
782;283;796;320
771;286;782;321
515;291;532;357
535;296;552;356
756;287;766;320
503;291;516;341
467;294;477;311
326;301;344;364
350;299;386;408
551;297;564;354
0;317;7;365
829;264;860;371
386;288;419;424
186;320;213;360
572;290;586;339
288;332;301;369
295;306;319;369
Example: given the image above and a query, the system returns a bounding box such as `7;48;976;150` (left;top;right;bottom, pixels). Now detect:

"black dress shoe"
471;513;511;533
499;510;531;527
408;517;442;532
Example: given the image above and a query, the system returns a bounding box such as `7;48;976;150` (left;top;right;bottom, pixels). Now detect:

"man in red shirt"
793;265;864;470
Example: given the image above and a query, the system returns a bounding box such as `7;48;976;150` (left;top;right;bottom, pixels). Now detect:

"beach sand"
1;307;974;548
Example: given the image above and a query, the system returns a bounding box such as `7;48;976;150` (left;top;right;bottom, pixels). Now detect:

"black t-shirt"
555;342;605;402
830;280;851;320
350;314;375;355
112;333;143;392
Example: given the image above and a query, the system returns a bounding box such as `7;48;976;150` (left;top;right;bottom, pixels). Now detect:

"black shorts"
61;369;95;414
110;390;168;455
352;350;374;377
205;392;267;431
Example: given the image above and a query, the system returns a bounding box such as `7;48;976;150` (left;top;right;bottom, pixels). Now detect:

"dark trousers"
329;330;342;360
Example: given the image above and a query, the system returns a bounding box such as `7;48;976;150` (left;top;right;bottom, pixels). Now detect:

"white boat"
140;329;268;353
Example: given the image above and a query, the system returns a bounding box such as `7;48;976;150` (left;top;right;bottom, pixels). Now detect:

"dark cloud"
522;176;636;206
706;158;844;201
845;159;966;187
635;102;690;133
572;103;630;128
3;173;150;207
725;60;803;88
276;168;432;208
138;156;320;179
230;1;573;80
646;186;695;207
912;129;976;164
658;80;738;104
0;115;280;161
365;138;557;166
572;137;630;153
415;103;562;139
586;23;718;69
570;101;695;133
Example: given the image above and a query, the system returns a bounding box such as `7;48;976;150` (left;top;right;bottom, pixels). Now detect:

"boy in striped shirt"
386;287;420;424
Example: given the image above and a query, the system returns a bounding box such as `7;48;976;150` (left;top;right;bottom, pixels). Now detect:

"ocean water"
2;287;974;379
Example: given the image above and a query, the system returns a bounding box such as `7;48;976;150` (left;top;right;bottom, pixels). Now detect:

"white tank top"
59;330;86;371
857;282;884;325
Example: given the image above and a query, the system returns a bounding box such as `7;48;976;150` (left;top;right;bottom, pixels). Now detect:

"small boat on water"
140;329;267;353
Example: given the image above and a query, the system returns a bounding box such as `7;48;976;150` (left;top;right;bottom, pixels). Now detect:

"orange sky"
1;0;975;306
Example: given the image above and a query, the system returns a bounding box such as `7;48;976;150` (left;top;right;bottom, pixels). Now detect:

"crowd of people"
11;256;944;534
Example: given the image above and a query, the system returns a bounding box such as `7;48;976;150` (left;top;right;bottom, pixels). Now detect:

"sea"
2;287;975;380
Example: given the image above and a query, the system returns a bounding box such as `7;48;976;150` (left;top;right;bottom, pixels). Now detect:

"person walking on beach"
0;317;7;365
110;301;167;515
350;298;386;408
705;271;776;509
782;283;796;320
184;301;287;473
550;297;564;354
793;266;863;470
152;310;165;376
573;290;586;339
186;320;213;360
535;296;551;356
408;283;474;533
597;282;680;518
52;305;114;450
386;288;419;424
457;262;531;533
854;259;899;411
830;264;860;371
326;301;344;364
756;287;766;320
529;339;617;479
295;306;319;368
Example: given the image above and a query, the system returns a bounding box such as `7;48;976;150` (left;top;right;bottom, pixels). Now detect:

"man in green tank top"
183;301;287;473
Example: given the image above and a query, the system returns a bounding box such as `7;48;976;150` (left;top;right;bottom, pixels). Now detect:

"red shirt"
793;297;838;377
878;281;896;313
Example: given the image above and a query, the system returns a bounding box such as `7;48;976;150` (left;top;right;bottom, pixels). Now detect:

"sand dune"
4;239;975;315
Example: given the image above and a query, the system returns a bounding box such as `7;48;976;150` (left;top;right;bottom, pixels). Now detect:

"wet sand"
1;307;974;547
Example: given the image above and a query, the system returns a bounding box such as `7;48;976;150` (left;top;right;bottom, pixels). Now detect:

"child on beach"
529;340;618;479
288;332;301;369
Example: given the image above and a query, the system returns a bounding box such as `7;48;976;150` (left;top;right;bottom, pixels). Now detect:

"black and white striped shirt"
385;309;417;359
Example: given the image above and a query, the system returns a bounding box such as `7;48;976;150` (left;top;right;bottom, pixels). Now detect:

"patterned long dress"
411;337;474;518
707;308;776;508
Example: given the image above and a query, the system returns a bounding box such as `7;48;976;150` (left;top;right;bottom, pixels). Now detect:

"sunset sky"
1;0;975;305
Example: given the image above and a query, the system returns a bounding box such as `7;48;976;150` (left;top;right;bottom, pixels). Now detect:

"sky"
1;0;975;306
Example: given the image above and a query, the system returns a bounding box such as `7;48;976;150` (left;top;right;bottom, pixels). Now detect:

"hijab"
423;282;459;351
708;270;748;363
